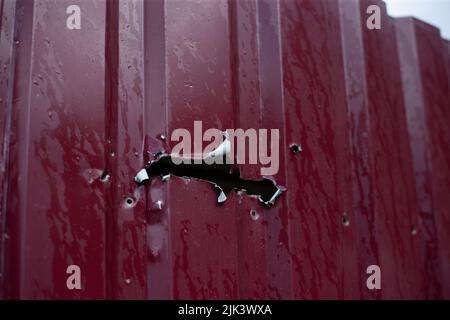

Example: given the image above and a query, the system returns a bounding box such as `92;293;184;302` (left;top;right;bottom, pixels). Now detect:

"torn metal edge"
258;187;283;207
134;156;286;207
134;168;150;184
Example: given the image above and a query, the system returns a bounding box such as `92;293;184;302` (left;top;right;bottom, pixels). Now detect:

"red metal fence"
0;0;449;299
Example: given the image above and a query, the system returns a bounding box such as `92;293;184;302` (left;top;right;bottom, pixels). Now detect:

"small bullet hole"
125;197;134;206
290;144;302;155
342;213;350;227
250;209;259;220
100;171;110;182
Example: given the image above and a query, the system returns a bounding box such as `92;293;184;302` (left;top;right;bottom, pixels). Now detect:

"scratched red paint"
0;0;449;300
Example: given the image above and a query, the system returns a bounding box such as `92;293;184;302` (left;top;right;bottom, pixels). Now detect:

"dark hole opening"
290;144;302;154
342;213;350;227
136;155;282;207
250;209;259;220
100;171;110;182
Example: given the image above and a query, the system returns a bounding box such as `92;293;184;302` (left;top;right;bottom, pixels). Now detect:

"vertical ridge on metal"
396;17;450;299
104;0;148;299
280;0;352;299
0;0;17;300
340;0;427;299
2;0;108;299
229;0;274;299
163;0;240;299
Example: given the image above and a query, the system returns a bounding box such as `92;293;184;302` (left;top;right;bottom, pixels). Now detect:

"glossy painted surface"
0;0;449;299
396;17;450;298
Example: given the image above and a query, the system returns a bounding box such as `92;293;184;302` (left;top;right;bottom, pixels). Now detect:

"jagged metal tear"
134;133;283;206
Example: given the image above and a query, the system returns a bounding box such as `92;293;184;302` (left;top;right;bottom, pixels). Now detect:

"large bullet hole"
134;154;284;207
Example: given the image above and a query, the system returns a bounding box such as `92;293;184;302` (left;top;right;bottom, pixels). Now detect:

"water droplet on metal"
110;152;115;157
411;227;418;236
48;111;53;118
125;278;131;285
33;80;38;85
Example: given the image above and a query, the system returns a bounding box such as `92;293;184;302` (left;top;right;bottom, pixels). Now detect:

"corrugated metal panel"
396;16;450;298
340;0;425;299
0;0;449;299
